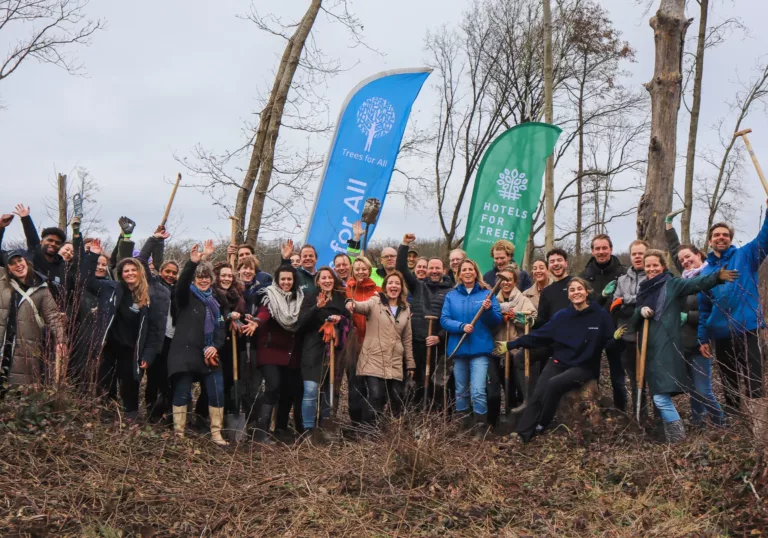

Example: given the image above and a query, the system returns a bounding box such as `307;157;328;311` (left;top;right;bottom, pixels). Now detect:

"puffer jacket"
395;244;430;341
440;282;502;358
698;214;768;342
612;266;646;343
579;255;626;309
352;294;415;380
0;268;65;385
345;277;379;340
495;288;537;342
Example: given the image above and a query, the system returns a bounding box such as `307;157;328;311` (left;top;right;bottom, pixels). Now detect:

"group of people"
0;200;765;447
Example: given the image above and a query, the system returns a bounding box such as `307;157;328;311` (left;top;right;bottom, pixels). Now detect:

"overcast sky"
2;0;767;252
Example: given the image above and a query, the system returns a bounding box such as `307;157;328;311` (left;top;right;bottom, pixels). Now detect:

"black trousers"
145;336;172;417
363;376;404;424
516;361;594;442
405;339;428;408
715;331;764;412
98;343;140;413
274;367;304;433
486;355;503;425
604;346;627;411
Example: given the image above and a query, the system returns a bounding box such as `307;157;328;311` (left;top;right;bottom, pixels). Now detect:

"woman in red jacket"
343;256;380;426
251;264;304;443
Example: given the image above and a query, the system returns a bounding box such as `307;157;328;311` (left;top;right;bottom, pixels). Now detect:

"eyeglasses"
381;255;396;259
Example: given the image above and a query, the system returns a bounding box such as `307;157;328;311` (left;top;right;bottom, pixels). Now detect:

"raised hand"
402;233;416;245
352;220;363;242
154;229;171;241
0;214;13;228
281;238;294;259
201;239;215;260
316;292;329;308
666;208;685;221
89;238;103;255
13;204;30;218
154;224;166;235
71;216;82;230
190;244;202;263
118;216;136;235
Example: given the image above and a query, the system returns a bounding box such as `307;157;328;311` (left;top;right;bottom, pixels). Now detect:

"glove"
602;280;617;297
614;325;628;340
119;216;136;236
665;208;685;224
502;311;516;323
680;312;688;327
514;312;528;325
493;341;508;356
610;297;623;312
318;321;336;344
640;306;654;319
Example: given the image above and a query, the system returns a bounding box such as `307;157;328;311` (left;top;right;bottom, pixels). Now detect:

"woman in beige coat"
522;259;553;309
346;271;415;424
1;250;66;390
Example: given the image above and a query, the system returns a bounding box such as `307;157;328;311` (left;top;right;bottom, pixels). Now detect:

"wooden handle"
734;128;753;137
231;328;239;382
160;173;182;226
524;320;530;378
735;131;768;196
636;319;650;388
229;217;238;266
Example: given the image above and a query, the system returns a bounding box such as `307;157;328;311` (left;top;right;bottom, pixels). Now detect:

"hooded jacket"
612;266;646;343
352;294;415;380
440;282;502;358
395;244;430;341
697;214;768;342
579;255;626;309
509;302;616;375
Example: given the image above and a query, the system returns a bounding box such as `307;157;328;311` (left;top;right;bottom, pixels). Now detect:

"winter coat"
509;302;617;375
136;237;171;341
395;244;430;341
83;251;165;380
254;305;300;368
242;271;274;313
427;277;454;317
612;266;647;343
0;268;65;385
297;290;348;383
484;266;533;292
345;277;379;339
697;215;768;342
167;261;227;379
665;227;701;352
579;255;626;309
495;288;537;342
535;276;573;328
522;276;554;309
352;294;415;380
634;271;723;396
440;282;502;359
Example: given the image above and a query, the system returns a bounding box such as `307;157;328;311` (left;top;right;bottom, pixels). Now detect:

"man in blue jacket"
698;205;768;415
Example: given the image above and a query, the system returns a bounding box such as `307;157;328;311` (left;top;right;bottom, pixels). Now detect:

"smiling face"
160;263;179;285
122;262;139;288
380;247;397;271
41;233;63;257
532;260;548;283
644;255;665;280
592;238;612;264
547;254;568;280
290;254;301;268
96;255;109;278
317;269;335;292
385;275;402;301
709;226;732;254
334;255;351;280
459;261;477;287
568;280;588;307
278;270;294;292
492;249;511;270
353;260;371;282
414;259;428;279
678;248;702;271
237;247;253;263
449;250;465;273
427;259;444;282
218;267;234;290
499;270;517;295
300;247;317;271
7;256;28;281
407;251;418;270
58;243;74;262
630;243;648;270
239;265;255;283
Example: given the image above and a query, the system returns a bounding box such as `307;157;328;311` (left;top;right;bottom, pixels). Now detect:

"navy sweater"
508;302;617;374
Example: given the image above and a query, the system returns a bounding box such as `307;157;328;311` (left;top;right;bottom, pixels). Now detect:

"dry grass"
1;385;768;537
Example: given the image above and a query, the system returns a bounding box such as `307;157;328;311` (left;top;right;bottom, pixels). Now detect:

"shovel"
510;313;532;413
225;328;247;442
636;318;650;423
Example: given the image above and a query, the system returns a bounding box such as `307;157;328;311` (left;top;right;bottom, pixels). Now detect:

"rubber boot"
472;413;491;441
457;410;473;431
255;404;276;445
664;419;686;444
172;406;187;438
209;407;229;446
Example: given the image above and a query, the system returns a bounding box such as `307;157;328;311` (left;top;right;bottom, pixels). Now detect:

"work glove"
680;312;688;327
318;320;337;344
610;297;623;312
614;325;628;340
493;341;508;356
640;307;654;319
665;208;685;224
602;280;617;297
515;312;530;325
118;216;136;236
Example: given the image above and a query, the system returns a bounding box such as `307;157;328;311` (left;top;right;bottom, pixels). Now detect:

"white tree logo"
496;168;528;200
356;97;396;152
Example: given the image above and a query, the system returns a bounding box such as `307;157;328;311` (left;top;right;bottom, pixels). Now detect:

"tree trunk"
244;0;322;247
57;173;67;230
576;53;586;256
681;0;708;244
637;0;690;248
543;0;555;251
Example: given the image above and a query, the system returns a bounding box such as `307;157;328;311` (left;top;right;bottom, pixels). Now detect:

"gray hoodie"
612;266;646;343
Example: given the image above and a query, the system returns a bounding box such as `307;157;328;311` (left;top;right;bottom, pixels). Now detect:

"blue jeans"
172;371;225;408
302;379;330;430
453;355;489;415
688;354;724;426
652;393;680;423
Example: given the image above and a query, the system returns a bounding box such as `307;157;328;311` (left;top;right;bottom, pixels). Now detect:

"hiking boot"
664;419;686;444
457;410;473;431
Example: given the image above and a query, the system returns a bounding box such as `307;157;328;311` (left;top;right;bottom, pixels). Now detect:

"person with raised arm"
280;239;318;294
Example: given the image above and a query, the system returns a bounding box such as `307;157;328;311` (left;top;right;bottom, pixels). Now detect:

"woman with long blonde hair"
85;239;164;421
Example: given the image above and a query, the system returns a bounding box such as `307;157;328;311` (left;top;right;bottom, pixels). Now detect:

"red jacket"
254;306;300;368
346;277;379;340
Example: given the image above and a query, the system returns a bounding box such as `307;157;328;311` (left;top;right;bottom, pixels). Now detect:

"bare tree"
542;0;555;251
42;165;103;235
0;0;102;89
636;0;691;249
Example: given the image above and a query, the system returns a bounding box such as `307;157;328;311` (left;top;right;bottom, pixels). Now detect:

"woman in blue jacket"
496;277;624;443
440;259;502;438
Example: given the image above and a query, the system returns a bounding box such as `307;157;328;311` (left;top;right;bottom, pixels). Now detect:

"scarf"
218;285;242;312
635;271;672;322
682;261;708;280
261;283;303;332
190;284;220;347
